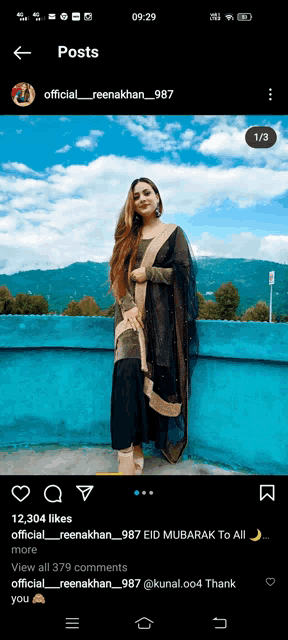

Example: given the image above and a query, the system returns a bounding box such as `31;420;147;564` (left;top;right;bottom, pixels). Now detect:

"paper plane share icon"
76;486;94;501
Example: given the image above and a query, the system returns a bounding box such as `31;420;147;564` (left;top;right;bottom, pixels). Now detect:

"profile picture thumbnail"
11;82;35;107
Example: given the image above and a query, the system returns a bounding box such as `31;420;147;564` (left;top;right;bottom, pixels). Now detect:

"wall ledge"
2;314;288;323
0;316;287;362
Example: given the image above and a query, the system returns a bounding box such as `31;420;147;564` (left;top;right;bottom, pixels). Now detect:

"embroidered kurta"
113;223;199;464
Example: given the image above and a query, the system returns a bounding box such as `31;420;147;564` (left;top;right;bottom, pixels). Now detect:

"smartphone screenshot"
1;9;286;635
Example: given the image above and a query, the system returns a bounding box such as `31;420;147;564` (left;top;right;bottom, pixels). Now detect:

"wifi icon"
225;14;234;20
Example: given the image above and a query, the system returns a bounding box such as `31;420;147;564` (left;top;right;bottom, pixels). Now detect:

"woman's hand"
130;267;147;283
123;306;144;332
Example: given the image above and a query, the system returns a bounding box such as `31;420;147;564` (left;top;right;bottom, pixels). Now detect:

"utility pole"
269;271;275;323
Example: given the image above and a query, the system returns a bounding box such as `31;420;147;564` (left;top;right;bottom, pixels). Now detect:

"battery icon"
237;13;252;20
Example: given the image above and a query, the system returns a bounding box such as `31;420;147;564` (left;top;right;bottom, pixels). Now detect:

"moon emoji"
250;529;262;541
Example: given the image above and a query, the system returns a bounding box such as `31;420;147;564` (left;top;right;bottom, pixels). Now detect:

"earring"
155;204;161;217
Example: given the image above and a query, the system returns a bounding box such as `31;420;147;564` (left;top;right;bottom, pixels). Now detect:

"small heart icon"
266;578;275;586
11;485;30;502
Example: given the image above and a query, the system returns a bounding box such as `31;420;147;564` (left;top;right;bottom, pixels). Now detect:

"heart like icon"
11;486;30;502
266;578;275;586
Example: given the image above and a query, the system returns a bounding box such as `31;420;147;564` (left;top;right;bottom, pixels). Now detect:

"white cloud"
180;129;195;148
128;116;158;129
90;130;104;136
192;116;219;124
194;116;288;168
48;164;67;174
75;129;104;150
258;234;288;260
1;155;288;206
164;122;182;132
113;116;196;152
75;138;95;149
196;231;288;264
2;162;43;176
0;154;288;275
55;144;71;154
192;115;246;128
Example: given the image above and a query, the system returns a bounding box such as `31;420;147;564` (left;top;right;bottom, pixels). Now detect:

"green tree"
0;285;15;314
27;295;48;315
14;293;32;315
241;300;276;322
196;292;205;318
62;296;102;316
197;292;220;319
0;287;48;315
79;296;100;316
62;300;82;316
98;303;115;317
214;282;240;320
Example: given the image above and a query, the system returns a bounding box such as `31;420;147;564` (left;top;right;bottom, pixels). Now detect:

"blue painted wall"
0;316;287;475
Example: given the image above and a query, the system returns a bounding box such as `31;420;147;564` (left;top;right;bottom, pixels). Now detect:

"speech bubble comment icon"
44;485;62;503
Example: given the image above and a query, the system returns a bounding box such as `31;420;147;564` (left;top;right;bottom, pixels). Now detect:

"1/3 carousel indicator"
245;126;277;148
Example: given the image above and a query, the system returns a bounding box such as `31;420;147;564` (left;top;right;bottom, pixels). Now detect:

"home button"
135;617;154;630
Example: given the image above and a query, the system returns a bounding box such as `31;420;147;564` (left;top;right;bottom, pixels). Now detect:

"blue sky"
0;114;288;275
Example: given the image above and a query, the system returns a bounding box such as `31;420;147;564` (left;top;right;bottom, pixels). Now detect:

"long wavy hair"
108;178;163;303
17;83;31;102
23;85;31;102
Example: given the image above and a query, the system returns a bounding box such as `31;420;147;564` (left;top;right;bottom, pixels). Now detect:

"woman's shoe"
118;446;136;475
133;450;144;475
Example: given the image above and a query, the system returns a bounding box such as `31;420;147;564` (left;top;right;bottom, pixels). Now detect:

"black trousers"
110;358;169;451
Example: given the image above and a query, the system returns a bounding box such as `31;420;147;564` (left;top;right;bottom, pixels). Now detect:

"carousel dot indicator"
134;490;140;495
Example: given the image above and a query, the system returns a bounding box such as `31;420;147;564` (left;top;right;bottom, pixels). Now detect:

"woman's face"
133;181;159;218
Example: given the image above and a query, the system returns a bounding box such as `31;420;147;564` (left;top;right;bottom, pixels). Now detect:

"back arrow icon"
14;46;32;60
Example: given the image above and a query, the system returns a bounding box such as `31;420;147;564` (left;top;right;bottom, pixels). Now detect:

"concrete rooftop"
0;444;250;475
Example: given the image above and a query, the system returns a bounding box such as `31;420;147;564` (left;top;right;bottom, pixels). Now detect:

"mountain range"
0;257;287;317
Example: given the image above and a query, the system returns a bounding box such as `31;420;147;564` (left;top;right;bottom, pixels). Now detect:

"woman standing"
109;178;199;475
